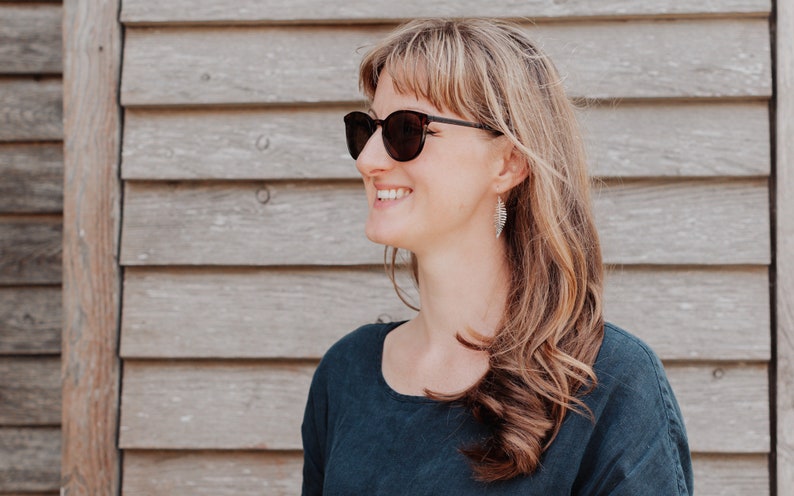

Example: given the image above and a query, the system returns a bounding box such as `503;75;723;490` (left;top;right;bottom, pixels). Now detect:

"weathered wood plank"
0;144;63;213
0;4;62;74
691;454;769;496
120;266;769;361
0;79;62;141
119;179;770;266
0;357;60;425
0;286;61;354
120;0;771;24
118;361;768;453
776;0;794;492
0;427;60;492
120;19;772;105
122;451;767;496
123;451;303;496
61;0;123;493
121;102;770;180
0;218;61;285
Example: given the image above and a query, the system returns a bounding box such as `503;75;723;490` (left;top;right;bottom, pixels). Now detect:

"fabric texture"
301;321;694;495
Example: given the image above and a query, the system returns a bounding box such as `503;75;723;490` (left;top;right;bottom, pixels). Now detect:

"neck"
411;237;511;348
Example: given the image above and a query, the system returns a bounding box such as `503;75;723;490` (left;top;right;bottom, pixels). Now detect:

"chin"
364;222;410;249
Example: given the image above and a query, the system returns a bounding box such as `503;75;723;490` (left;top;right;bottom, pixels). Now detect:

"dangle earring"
494;195;507;238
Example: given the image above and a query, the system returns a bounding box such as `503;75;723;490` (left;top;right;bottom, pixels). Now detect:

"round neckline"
376;320;440;404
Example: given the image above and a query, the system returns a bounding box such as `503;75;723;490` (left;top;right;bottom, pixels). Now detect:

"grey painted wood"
118;360;768;453
121;102;770;180
0;357;60;425
0;219;61;284
120;266;769;361
120;19;772;105
691;454;769;496
119;179;770;266
0;427;60;492
0;287;61;354
60;0;123;493
0;4;62;74
0;144;63;213
0;79;62;141
120;0;771;24
777;0;794;492
121;451;766;496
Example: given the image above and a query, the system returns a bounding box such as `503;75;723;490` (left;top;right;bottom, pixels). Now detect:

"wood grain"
61;0;123;493
120;266;769;361
0;357;60;425
0;286;61;354
777;0;794;492
0;218;62;284
121;102;770;180
120;0;771;24
120;19;772;105
0;143;63;213
0;427;60;492
118;361;768;453
0;4;62;74
119;179;770;266
122;451;767;496
0;79;62;141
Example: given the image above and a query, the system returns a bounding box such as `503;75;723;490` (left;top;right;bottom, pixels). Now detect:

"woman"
302;18;693;495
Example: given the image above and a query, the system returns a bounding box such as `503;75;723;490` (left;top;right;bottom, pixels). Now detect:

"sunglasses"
344;110;498;162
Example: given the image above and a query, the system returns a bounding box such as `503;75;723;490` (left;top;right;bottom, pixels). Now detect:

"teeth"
377;188;411;201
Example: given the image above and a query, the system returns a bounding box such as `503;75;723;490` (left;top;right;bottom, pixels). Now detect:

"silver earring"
494;196;507;238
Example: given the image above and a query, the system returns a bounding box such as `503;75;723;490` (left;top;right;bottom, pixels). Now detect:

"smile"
376;188;412;201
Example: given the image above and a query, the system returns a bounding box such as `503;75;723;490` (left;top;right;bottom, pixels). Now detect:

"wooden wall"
0;1;63;494
114;2;775;494
41;0;776;494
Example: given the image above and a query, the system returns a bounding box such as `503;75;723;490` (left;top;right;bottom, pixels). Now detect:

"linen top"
301;321;693;495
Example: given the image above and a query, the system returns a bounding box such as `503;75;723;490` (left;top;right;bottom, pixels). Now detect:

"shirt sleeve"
301;362;329;496
573;333;694;495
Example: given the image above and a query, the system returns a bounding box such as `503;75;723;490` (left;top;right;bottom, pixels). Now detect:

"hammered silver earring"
494;196;507;238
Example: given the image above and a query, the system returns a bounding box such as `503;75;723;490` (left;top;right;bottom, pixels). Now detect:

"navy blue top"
301;321;693;495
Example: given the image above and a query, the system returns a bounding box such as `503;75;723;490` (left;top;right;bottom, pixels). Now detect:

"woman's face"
355;72;508;256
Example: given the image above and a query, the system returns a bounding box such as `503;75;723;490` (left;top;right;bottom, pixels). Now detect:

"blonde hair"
360;18;604;481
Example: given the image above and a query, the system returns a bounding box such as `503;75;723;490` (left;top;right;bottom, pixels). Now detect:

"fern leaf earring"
494;196;507;238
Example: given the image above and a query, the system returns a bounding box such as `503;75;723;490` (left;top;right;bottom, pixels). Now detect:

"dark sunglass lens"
384;111;425;161
344;112;375;159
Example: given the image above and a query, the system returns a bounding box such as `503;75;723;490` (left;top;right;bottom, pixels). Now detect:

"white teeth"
377;188;411;201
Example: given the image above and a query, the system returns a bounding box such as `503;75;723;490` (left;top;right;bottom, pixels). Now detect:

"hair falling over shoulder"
361;19;605;481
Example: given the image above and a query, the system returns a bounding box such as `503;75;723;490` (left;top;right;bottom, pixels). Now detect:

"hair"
359;18;604;482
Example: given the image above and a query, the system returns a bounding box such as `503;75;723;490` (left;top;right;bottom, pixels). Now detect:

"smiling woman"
302;18;693;495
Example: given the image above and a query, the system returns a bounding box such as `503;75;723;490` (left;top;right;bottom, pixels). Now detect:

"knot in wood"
256;187;271;204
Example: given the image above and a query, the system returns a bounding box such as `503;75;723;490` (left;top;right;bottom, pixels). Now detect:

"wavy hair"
359;18;604;481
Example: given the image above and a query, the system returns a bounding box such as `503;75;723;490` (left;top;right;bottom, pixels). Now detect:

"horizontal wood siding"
122;102;770;180
120;266;770;361
118;360;769;453
120;179;769;266
123;451;768;496
119;0;771;23
120;20;771;106
117;7;775;494
0;4;62;74
0;2;64;493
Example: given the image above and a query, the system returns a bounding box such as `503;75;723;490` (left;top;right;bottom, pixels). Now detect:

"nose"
355;127;396;178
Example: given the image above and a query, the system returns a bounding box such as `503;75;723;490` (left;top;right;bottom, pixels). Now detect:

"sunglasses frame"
344;109;498;162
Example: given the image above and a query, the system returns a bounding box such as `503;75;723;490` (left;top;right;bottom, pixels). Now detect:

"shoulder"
575;322;694;494
321;321;393;365
311;321;396;387
593;322;666;385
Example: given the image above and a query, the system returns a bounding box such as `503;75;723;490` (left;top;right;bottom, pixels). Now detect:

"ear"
492;140;529;193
